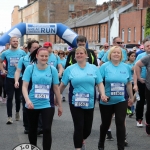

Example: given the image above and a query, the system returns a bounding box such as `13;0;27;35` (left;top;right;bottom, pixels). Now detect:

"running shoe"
6;117;13;124
15;112;20;121
81;142;86;150
137;120;143;127
124;139;128;147
106;131;114;141
2;98;7;104
145;122;150;135
62;97;66;102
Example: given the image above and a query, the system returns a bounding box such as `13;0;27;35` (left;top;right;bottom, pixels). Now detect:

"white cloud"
97;0;109;5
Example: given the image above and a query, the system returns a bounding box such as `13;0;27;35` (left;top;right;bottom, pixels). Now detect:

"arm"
126;82;134;106
135;60;145;83
97;82;107;102
133;70;138;91
22;81;34;109
53;84;63;117
59;82;67;94
0;59;7;74
58;64;63;78
100;61;104;66
14;69;21;88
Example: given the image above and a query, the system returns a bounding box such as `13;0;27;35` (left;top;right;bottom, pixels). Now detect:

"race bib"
48;61;54;66
34;84;50;99
74;93;90;107
10;57;19;66
111;83;125;96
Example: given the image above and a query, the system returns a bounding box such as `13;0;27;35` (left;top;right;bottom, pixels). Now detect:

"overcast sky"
0;0;108;33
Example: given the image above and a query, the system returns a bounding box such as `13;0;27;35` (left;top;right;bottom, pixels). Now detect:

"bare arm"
14;68;21;88
133;70;138;92
135;60;145;83
97;82;107;102
22;81;34;109
100;61;104;66
126;82;134;106
58;64;63;78
59;82;67;94
0;59;7;74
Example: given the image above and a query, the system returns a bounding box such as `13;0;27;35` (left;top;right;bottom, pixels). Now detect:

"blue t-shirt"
18;53;31;70
101;48;127;63
62;62;102;109
136;52;147;79
98;49;106;60
48;53;61;68
126;61;135;82
0;49;26;78
22;64;59;109
59;58;66;69
136;49;145;57
99;61;132;105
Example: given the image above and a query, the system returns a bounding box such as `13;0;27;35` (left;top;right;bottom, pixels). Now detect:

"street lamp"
108;0;112;45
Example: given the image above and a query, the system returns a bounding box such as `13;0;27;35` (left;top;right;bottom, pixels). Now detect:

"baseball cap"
43;42;52;48
139;45;144;49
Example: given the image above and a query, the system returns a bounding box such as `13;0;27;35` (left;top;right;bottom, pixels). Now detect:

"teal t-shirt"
101;48;127;63
99;61;132;105
136;52;147;79
98;49;106;60
126;61;135;82
22;64;59;109
48;53;60;68
62;62;103;109
18;53;31;70
0;49;26;78
59;58;66;69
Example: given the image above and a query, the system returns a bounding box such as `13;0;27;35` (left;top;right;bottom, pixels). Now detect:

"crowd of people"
0;35;149;150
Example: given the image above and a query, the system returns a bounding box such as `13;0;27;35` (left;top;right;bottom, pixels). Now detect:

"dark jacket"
65;48;98;68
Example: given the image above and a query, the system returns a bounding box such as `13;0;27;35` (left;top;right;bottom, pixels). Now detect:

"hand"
2;69;7;75
58;106;63;117
58;73;62;78
101;94;108;103
14;81;19;88
128;98;134;107
26;100;34;109
139;78;145;84
133;84;138;92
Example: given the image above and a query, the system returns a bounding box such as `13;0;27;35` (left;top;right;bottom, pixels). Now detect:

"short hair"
142;38;149;44
108;46;123;61
113;37;120;43
76;35;87;43
75;46;87;54
10;37;18;42
27;40;39;50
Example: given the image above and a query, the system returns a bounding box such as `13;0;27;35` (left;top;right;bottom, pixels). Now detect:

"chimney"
71;12;76;19
111;1;121;9
76;10;82;17
96;5;103;13
103;2;108;11
88;7;96;14
82;9;88;16
121;0;129;6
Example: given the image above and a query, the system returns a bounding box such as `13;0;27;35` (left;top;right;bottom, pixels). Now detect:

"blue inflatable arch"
0;23;87;48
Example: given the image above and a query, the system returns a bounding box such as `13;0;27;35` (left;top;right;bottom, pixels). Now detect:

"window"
128;28;131;42
142;26;145;40
134;27;136;41
104;26;106;38
122;29;124;42
69;4;74;12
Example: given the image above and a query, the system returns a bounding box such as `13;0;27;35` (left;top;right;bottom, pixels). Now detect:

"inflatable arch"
0;23;87;48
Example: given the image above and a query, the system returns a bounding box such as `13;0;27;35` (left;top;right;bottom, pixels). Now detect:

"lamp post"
47;0;50;41
108;0;112;45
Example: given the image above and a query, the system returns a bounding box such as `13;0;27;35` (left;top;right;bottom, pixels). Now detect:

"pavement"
0;87;150;150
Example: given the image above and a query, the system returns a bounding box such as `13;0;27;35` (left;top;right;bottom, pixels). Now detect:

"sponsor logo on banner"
26;23;57;35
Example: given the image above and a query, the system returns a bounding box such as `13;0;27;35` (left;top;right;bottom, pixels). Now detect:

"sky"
0;0;108;33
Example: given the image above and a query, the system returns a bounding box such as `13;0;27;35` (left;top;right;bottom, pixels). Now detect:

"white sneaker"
137;120;143;127
15;112;20;121
6;117;13;124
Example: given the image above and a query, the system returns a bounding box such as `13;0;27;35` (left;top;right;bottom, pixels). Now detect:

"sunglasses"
116;42;123;44
104;46;109;48
59;53;64;55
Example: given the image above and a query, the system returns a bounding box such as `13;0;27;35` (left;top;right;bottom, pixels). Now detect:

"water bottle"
136;92;140;101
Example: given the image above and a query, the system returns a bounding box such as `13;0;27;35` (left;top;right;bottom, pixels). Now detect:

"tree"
145;7;150;37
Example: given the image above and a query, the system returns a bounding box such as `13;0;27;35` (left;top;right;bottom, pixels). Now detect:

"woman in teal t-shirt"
98;46;134;150
60;46;107;150
22;47;63;150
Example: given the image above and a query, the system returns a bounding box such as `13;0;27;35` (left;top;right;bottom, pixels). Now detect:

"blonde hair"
108;46;123;61
76;46;87;54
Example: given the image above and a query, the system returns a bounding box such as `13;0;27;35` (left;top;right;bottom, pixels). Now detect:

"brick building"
11;0;96;44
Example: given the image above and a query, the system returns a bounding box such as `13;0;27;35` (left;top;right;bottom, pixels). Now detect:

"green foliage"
145;8;150;37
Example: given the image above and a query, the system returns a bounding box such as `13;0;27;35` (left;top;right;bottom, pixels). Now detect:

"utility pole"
47;0;50;41
108;0;112;45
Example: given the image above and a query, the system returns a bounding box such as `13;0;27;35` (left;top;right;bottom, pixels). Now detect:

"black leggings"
145;86;150;124
99;101;127;150
26;107;55;150
0;76;6;98
69;104;94;148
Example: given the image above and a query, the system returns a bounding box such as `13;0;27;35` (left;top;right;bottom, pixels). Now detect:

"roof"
64;3;134;28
